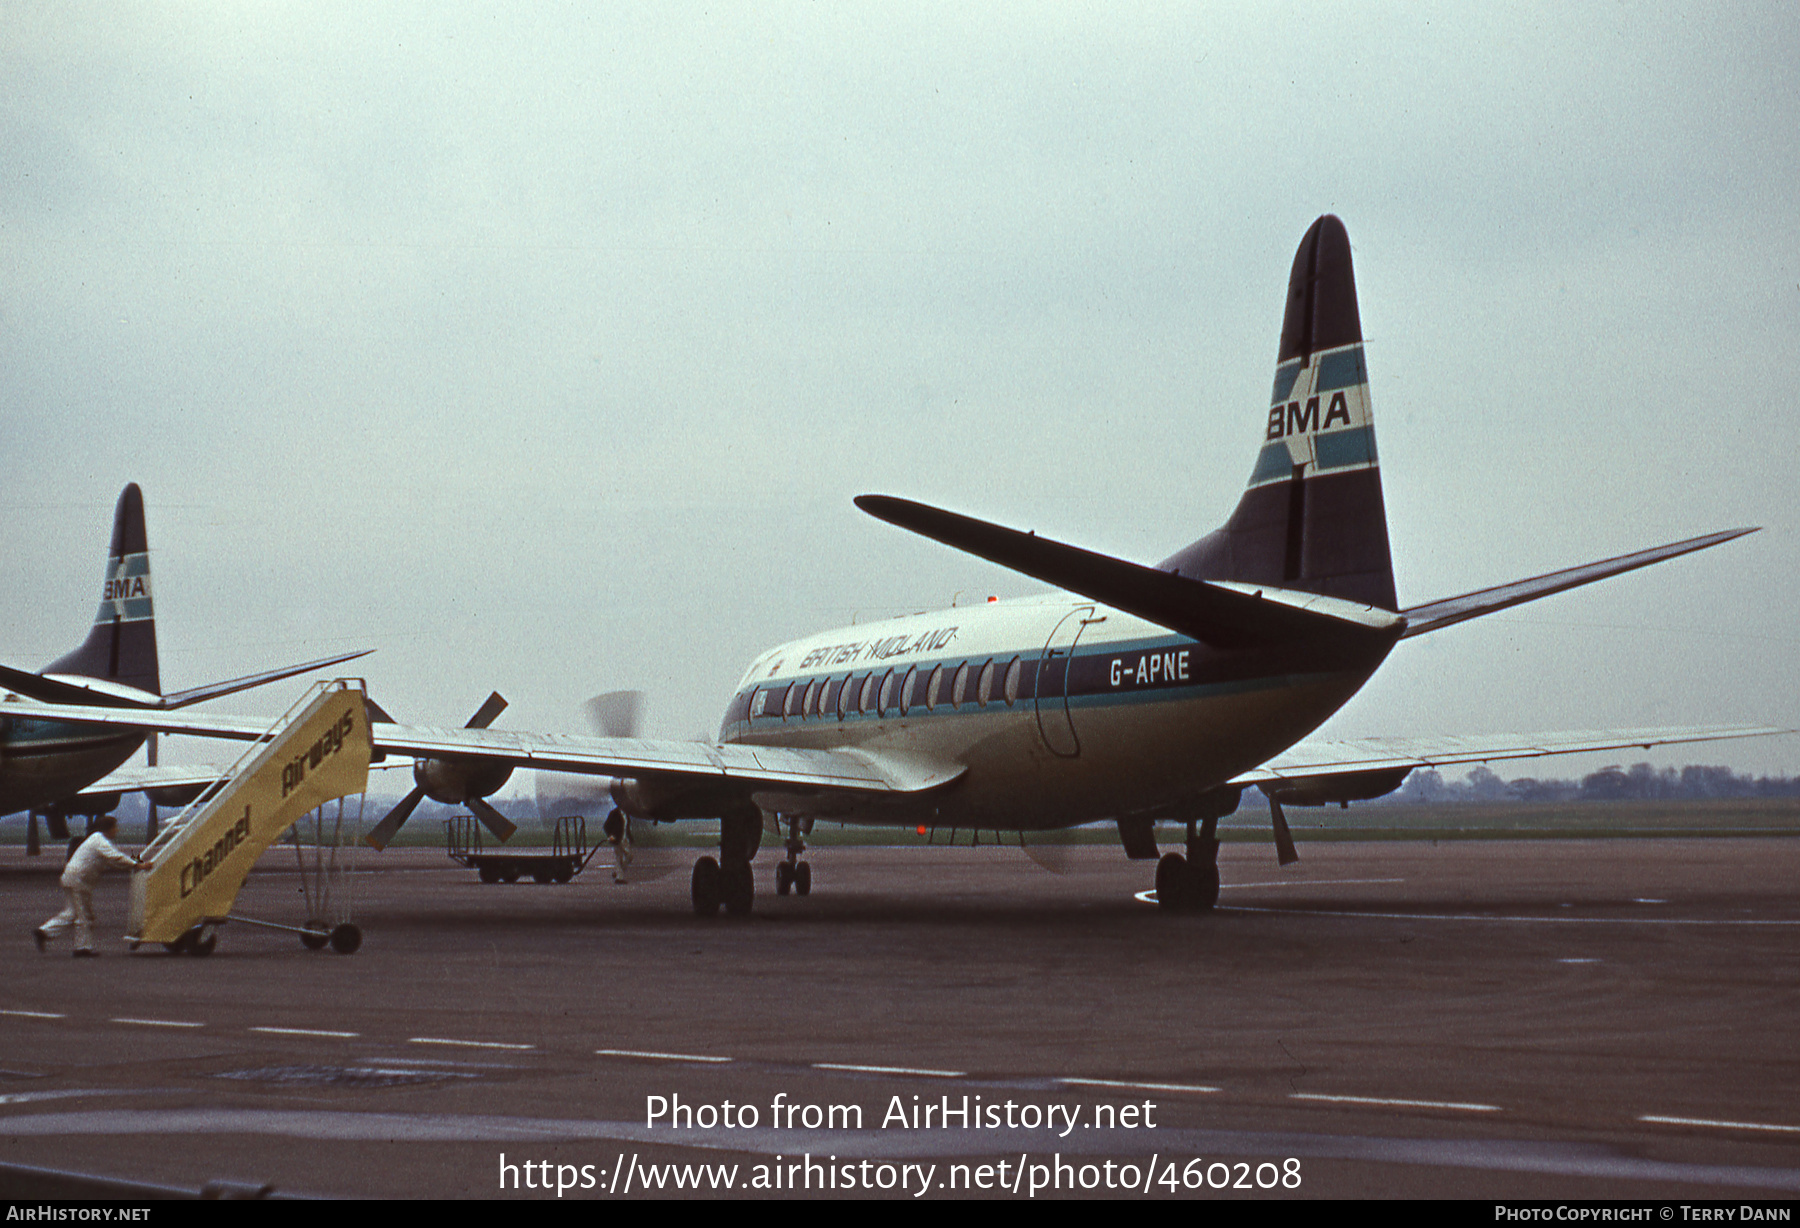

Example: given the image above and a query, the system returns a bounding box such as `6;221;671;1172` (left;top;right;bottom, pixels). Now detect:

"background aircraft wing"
73;763;227;799
1233;724;1789;786
0;700;965;797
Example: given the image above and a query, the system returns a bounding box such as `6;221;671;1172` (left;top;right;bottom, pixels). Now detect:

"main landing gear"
1156;817;1222;913
774;816;812;897
692;812;760;917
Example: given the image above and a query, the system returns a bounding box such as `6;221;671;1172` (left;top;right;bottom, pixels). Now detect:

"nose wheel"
774;816;813;896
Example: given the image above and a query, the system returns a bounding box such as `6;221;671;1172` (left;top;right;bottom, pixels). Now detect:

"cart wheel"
329;924;362;955
478;865;500;883
501;867;521;884
553;863;574;884
300;922;330;950
186;925;217;957
532;869;554;884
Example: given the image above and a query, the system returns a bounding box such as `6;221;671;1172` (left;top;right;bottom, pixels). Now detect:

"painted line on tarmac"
813;1063;966;1078
110;1017;203;1029
1221;906;1800;926
595;1048;731;1064
0;1010;65;1020
1291;1092;1500;1112
1059;1078;1220;1095
407;1037;535;1051
251;1026;360;1039
1134;878;1407;906
1641;1114;1800;1135
6;1110;1800;1192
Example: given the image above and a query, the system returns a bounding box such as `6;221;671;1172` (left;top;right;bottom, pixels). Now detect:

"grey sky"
3;3;1795;792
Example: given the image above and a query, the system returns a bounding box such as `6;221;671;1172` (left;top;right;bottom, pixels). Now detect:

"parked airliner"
9;219;1777;915
0;484;370;835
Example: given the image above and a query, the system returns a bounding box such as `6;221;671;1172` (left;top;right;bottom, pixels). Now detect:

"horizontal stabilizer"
1400;529;1757;638
1;649;375;709
856;494;1402;650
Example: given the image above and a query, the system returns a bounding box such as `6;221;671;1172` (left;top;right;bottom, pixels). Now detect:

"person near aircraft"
35;814;145;957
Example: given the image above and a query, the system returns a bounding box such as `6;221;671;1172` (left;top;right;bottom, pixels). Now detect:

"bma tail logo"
1267;392;1352;441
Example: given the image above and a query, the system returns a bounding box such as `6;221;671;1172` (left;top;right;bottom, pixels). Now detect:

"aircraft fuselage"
719;593;1393;831
0;712;145;814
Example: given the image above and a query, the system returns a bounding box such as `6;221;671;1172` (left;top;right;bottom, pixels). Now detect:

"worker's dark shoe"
72;948;96;959
32;928;47;954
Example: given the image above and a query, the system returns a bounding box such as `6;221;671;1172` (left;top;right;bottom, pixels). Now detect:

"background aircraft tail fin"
43;483;162;696
1161;215;1398;611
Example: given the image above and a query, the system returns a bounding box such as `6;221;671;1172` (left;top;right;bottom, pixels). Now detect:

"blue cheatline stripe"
122;598;153;621
1314;345;1367;392
1314;425;1378;470
1270;360;1303;405
121;553;150;577
1249;441;1294;486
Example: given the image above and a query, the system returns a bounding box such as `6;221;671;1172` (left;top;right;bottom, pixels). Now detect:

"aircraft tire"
501;867;521;884
723;859;754;916
775;862;793;896
1188;859;1220;912
1155;853;1188;912
553;863;574;884
692;856;722;917
795;861;811;896
478;865;500;883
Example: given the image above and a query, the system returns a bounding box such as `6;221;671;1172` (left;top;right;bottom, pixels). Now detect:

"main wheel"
478;865;500;883
691;856;722;916
723;859;754;916
500;866;521;884
552;862;574;884
300;922;330;950
532;869;554;884
1155;853;1188;912
795;861;812;896
1188;857;1220;911
329;923;362;954
775;862;793;896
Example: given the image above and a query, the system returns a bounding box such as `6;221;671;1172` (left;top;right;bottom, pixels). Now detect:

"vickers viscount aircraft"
0;484;370;837
10;219;1779;914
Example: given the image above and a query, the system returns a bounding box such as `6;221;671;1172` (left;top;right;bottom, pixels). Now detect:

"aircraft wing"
0;700;965;797
1233;725;1789;787
73;763;228;799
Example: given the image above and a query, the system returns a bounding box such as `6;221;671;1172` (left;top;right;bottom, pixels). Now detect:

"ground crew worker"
35;815;146;957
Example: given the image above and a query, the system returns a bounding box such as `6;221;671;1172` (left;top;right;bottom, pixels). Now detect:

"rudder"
1161;215;1397;611
43;483;162;695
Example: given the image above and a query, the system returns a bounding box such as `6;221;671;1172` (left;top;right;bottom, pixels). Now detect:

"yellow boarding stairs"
127;680;373;956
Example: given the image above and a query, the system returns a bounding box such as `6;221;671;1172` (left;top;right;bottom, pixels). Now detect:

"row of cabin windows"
748;657;1026;724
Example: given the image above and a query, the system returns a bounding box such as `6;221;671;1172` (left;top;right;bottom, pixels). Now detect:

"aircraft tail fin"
1161;215;1398;611
43;484;161;696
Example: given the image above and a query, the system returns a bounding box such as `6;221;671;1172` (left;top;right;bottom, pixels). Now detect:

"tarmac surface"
2;836;1798;1200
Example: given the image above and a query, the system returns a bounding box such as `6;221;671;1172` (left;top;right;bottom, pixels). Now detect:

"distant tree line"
1373;764;1800;805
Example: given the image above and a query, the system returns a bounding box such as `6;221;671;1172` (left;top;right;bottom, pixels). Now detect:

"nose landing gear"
774;817;813;896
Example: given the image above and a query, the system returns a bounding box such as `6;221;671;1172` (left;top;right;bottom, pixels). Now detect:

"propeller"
533;690;677;881
364;692;517;850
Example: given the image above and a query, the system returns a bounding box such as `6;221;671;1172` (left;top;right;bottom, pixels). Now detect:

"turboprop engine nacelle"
415;756;513;805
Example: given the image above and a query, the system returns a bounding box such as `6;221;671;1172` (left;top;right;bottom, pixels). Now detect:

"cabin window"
750;688;767;719
926;665;944;710
837;675;855;719
1004;657;1022;706
878;669;897;714
783;682;800;721
803;678;820;719
859;673;877;714
951;661;970;708
821;677;840;718
976;659;995;707
899;666;917;714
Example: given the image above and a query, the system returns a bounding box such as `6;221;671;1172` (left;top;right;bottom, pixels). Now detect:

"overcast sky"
3;3;1795;796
